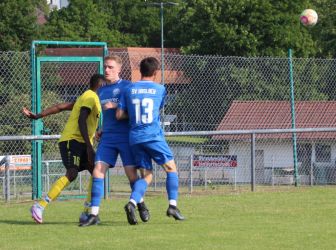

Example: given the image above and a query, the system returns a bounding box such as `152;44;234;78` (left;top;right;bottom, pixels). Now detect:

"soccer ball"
300;9;318;27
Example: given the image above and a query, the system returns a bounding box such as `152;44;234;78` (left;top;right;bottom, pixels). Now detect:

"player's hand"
95;130;102;141
103;101;118;110
87;145;95;168
22;107;39;119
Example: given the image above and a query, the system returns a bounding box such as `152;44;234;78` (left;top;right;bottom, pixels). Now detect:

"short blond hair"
104;55;122;66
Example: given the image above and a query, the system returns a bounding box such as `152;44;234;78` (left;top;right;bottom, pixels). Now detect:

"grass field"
0;187;336;250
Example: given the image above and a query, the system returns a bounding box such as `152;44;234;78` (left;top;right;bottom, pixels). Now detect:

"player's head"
104;55;122;82
89;73;105;91
140;57;159;78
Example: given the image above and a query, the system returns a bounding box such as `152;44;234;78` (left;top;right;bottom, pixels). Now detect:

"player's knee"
141;169;153;184
144;173;153;184
93;162;108;178
66;168;78;182
162;160;177;172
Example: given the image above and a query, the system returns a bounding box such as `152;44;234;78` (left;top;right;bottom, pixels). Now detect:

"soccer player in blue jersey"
116;57;185;225
80;56;151;226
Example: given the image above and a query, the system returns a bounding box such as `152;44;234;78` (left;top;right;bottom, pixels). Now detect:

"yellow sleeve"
81;91;97;111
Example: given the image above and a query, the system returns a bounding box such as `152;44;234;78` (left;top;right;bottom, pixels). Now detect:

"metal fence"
1;49;336;201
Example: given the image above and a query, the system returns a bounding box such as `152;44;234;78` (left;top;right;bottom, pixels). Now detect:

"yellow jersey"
59;89;101;144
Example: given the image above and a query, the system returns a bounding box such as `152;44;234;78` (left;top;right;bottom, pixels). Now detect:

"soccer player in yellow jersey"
23;74;105;224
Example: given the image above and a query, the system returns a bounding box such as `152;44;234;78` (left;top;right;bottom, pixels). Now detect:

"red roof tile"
215;101;336;140
42;47;190;85
111;47;189;84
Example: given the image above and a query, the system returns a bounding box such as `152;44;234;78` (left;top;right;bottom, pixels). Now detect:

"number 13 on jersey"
132;98;154;124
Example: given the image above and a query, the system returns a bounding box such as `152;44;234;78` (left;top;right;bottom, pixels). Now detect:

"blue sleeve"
159;88;166;109
118;89;127;110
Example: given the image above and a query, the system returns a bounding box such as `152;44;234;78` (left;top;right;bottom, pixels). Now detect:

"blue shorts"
131;140;174;170
95;140;135;167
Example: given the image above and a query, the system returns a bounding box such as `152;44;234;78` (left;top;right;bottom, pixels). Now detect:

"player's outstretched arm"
22;107;39;119
22;102;74;120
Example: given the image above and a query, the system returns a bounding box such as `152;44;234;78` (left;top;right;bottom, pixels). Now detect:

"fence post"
47;162;51;191
271;155;275;186
154;164;157;191
251;133;256;192
234;168;237;191
4;156;10;202
104;169;109;199
310;162;314;186
79;172;82;194
288;48;299;186
189;154;193;194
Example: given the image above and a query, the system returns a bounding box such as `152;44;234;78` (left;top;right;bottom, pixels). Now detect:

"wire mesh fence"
0;49;336;201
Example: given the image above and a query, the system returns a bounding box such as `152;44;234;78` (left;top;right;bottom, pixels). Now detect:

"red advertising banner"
0;155;32;171
193;155;237;168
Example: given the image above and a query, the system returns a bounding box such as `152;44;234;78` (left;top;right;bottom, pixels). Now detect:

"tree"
93;0;160;47
0;0;47;51
43;0;182;48
168;0;318;57
41;0;117;44
311;0;336;58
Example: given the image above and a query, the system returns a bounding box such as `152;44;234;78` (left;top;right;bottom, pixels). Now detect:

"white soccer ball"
300;9;318;27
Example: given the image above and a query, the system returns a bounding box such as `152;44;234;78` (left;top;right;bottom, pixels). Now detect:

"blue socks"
130;179;148;204
91;177;104;207
166;172;178;201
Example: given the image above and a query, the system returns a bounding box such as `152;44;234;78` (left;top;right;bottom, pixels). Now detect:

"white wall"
47;0;69;10
228;141;294;183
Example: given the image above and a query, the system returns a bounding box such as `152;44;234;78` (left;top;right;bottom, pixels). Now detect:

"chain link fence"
1;49;336;201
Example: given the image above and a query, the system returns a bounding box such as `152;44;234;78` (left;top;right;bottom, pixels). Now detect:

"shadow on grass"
0;219;132;227
0;219;77;225
0;217;184;227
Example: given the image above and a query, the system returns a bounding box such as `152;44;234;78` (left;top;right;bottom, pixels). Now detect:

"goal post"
30;40;108;199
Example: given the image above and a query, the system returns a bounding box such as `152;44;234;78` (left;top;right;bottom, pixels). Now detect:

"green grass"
0;187;336;250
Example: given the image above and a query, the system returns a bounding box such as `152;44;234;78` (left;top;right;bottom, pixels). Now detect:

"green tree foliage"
162;0;336;130
1;0;334;58
168;0;317;57
41;0;174;47
93;0;161;46
41;0;118;44
311;0;336;58
0;51;31;153
0;0;46;51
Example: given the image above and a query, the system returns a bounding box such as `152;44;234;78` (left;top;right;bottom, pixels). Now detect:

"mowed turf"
0;187;336;250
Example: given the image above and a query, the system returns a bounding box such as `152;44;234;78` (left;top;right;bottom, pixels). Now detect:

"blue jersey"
98;79;131;143
119;80;166;145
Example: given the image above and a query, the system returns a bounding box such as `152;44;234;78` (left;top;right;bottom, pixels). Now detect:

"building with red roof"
215;100;336;185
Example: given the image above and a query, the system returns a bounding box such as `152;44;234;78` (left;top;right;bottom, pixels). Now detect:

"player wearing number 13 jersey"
117;57;185;225
79;56;151;227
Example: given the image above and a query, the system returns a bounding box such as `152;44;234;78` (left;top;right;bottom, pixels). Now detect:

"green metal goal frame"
31;40;108;199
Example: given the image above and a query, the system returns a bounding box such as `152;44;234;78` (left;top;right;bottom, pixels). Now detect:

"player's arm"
116;89;128;120
78;107;95;167
103;101;118;110
22;102;74;120
159;88;167;110
116;108;128;120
